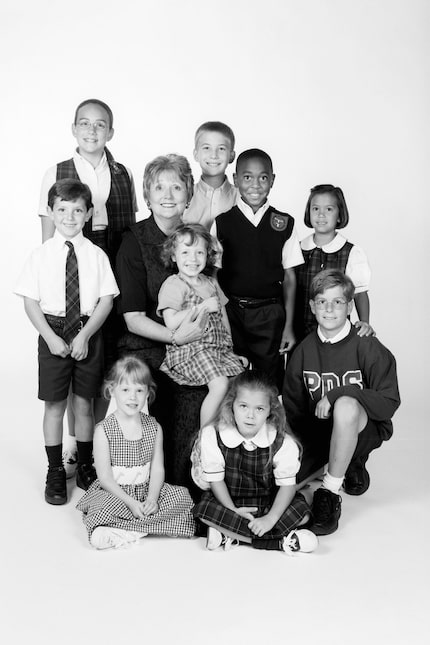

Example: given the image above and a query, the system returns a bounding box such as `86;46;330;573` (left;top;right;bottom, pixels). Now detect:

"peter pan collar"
301;232;347;253
219;422;276;448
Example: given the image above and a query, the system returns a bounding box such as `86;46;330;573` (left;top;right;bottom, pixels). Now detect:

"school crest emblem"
270;212;288;231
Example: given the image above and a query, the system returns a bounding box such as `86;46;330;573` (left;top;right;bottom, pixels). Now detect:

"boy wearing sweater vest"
212;148;303;389
282;269;400;536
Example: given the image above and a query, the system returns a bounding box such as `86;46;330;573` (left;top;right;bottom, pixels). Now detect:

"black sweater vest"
216;206;294;298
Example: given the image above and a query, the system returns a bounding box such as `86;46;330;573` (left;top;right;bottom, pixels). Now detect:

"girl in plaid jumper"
157;223;245;427
191;371;318;554
77;356;196;549
294;184;372;344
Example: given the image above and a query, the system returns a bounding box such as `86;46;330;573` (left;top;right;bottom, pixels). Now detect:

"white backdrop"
2;0;429;431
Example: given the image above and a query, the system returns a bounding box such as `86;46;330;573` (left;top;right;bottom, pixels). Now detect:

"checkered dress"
76;413;196;539
160;276;244;386
192;430;310;546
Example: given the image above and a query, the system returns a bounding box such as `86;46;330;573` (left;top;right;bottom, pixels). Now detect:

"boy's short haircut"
143;154;194;204
310;269;355;302
304;184;349;229
74;98;114;129
236;148;273;173
48;178;93;211
194;121;235;150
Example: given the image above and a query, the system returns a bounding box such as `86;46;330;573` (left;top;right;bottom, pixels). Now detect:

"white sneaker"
90;527;147;550
282;529;319;555
62;448;78;479
206;527;239;551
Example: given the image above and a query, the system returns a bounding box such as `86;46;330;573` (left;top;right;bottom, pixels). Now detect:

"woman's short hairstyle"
304;184;349;229
143;154;194;205
48;178;93;211
310;269;355;302
74;98;114;130
103;356;156;406
161;223;218;272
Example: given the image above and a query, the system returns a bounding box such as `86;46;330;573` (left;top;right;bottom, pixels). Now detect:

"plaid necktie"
63;241;80;344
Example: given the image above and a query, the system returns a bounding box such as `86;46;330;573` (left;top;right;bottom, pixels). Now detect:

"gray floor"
1;399;427;645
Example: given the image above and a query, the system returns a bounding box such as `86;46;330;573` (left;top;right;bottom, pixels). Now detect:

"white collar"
301;232;347;252
219;422;276;448
196;176;231;195
317;319;351;344
52;229;85;250
73;148;108;172
236;195;270;223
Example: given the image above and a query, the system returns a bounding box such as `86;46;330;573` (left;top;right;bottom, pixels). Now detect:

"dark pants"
226;299;285;390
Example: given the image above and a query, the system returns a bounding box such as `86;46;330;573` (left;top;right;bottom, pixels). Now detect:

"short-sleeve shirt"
15;231;119;315
199;423;300;487
157;274;227;317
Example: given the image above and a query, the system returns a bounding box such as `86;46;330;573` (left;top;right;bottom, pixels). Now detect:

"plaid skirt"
192;490;310;541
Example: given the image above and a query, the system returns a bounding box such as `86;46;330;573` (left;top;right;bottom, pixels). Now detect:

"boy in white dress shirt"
16;179;119;505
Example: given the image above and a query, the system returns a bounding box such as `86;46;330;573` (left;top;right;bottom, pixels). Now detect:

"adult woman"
116;155;207;490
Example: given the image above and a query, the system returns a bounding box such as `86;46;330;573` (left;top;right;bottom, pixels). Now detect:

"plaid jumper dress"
160;275;244;386
294;241;353;342
76;412;196;539
192;429;310;549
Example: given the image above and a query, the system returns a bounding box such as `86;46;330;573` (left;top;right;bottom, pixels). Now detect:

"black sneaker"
344;458;370;496
45;466;67;505
311;488;342;535
76;463;97;491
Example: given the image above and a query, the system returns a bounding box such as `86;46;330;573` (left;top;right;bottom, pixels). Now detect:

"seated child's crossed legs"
200;376;229;426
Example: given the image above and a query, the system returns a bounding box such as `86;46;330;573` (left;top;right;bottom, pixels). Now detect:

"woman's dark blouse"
116;215;171;369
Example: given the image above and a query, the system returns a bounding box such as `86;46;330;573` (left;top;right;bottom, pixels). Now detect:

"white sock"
322;472;343;494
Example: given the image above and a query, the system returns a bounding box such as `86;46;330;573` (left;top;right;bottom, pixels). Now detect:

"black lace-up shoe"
45;466;67;505
76;463;97;491
311;488;342;535
344;459;370;496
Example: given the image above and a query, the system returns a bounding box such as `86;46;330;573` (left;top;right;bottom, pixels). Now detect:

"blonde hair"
103;356;156;405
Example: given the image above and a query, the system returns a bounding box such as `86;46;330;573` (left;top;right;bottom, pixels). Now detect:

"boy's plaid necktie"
63;241;80;344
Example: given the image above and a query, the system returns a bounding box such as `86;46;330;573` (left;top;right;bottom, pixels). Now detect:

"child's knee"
333;396;364;426
45;399;67;419
72;394;93;417
208;376;229;395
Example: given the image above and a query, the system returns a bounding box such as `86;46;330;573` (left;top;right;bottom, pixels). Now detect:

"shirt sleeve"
345;244;371;293
115;231;148;313
97;249;120;298
38;166;57;217
200;426;225;482
282;224;304;269
157;277;186;315
272;435;301;486
14;249;41;300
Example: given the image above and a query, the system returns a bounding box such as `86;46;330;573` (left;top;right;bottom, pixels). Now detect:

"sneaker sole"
45;493;67;505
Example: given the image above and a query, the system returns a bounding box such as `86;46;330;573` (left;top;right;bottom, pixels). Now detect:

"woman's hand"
174;306;208;345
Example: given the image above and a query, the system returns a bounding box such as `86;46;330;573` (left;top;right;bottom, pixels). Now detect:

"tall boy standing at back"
212;148;303;388
38;99;137;473
183;121;236;230
15;179;119;505
282;269;400;536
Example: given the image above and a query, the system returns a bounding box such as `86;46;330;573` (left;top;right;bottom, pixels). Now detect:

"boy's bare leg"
43;400;67;445
328;396;368;478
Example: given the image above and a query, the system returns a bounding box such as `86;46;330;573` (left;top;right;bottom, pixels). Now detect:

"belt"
44;314;89;332
230;296;281;309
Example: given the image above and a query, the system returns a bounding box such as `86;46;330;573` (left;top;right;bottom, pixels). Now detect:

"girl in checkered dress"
294;184;372;344
191;371;318;554
157;223;245;427
76;356;196;549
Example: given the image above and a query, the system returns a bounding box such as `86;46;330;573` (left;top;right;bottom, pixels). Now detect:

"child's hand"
315;395;332;419
354;321;376;337
47;334;71;358
248;514;276;537
127;498;147;519
234;506;258;521
200;296;219;314
280;325;296;353
70;331;89;361
141;498;159;515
